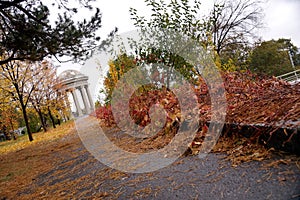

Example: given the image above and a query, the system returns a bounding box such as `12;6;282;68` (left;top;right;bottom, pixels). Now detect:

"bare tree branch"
209;0;264;55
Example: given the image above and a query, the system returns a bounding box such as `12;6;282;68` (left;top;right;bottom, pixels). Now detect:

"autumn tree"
248;38;299;76
29;60;67;131
0;59;49;141
44;77;70;129
0;0;115;65
102;54;138;104
0;104;17;135
0;79;20;138
29;63;51;132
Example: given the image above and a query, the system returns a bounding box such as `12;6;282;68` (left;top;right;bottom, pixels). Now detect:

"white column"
85;85;95;111
71;89;82;116
78;85;89;114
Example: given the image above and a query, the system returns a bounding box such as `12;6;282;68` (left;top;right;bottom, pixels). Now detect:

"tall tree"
130;0;204;44
0;0;115;65
43;67;70;128
129;0;202;87
207;0;263;56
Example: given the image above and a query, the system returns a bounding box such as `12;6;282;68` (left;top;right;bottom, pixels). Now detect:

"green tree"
0;0;115;65
248;38;299;76
26;108;41;133
130;0;204;42
129;0;203;86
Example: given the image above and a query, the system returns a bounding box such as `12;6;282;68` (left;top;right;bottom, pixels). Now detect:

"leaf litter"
1;72;299;199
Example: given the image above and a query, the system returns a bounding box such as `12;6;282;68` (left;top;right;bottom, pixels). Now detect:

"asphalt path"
17;116;300;200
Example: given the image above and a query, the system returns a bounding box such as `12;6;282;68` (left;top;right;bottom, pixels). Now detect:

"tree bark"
21;104;33;141
37;109;47;132
9;118;17;140
48;106;56;128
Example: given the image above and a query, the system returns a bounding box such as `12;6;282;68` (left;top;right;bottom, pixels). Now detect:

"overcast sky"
56;0;300;102
95;0;300;47
261;0;300;47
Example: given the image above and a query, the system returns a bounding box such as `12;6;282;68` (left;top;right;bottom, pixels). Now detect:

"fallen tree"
95;71;300;155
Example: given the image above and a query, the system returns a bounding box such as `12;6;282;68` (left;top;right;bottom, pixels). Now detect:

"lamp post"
281;48;298;81
287;50;298;80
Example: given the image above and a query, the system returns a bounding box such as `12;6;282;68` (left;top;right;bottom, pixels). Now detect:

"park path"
13;116;300;199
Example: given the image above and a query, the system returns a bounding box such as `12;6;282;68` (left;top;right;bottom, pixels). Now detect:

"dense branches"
208;0;263;56
0;59;69;141
130;0;204;42
0;0;107;65
130;0;264;70
0;60;44;141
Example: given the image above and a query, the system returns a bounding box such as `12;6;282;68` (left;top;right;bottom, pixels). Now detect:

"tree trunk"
63;114;68;122
37;109;47;132
9;118;16;140
21;105;33;141
166;67;170;89
9;118;14;132
48;106;56;128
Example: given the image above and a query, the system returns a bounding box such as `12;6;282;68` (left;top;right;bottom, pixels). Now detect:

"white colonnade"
59;70;95;117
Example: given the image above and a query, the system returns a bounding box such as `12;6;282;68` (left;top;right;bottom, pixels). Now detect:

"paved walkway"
16;116;300;199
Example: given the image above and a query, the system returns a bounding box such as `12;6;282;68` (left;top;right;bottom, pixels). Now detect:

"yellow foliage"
0;121;74;155
221;58;238;72
214;53;222;70
103;54;137;101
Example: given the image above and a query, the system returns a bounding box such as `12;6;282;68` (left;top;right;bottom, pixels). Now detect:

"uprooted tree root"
95;71;300;166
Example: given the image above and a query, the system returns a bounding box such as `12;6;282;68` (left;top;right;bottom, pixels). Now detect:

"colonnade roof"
57;69;95;116
58;70;87;81
58;69;89;88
